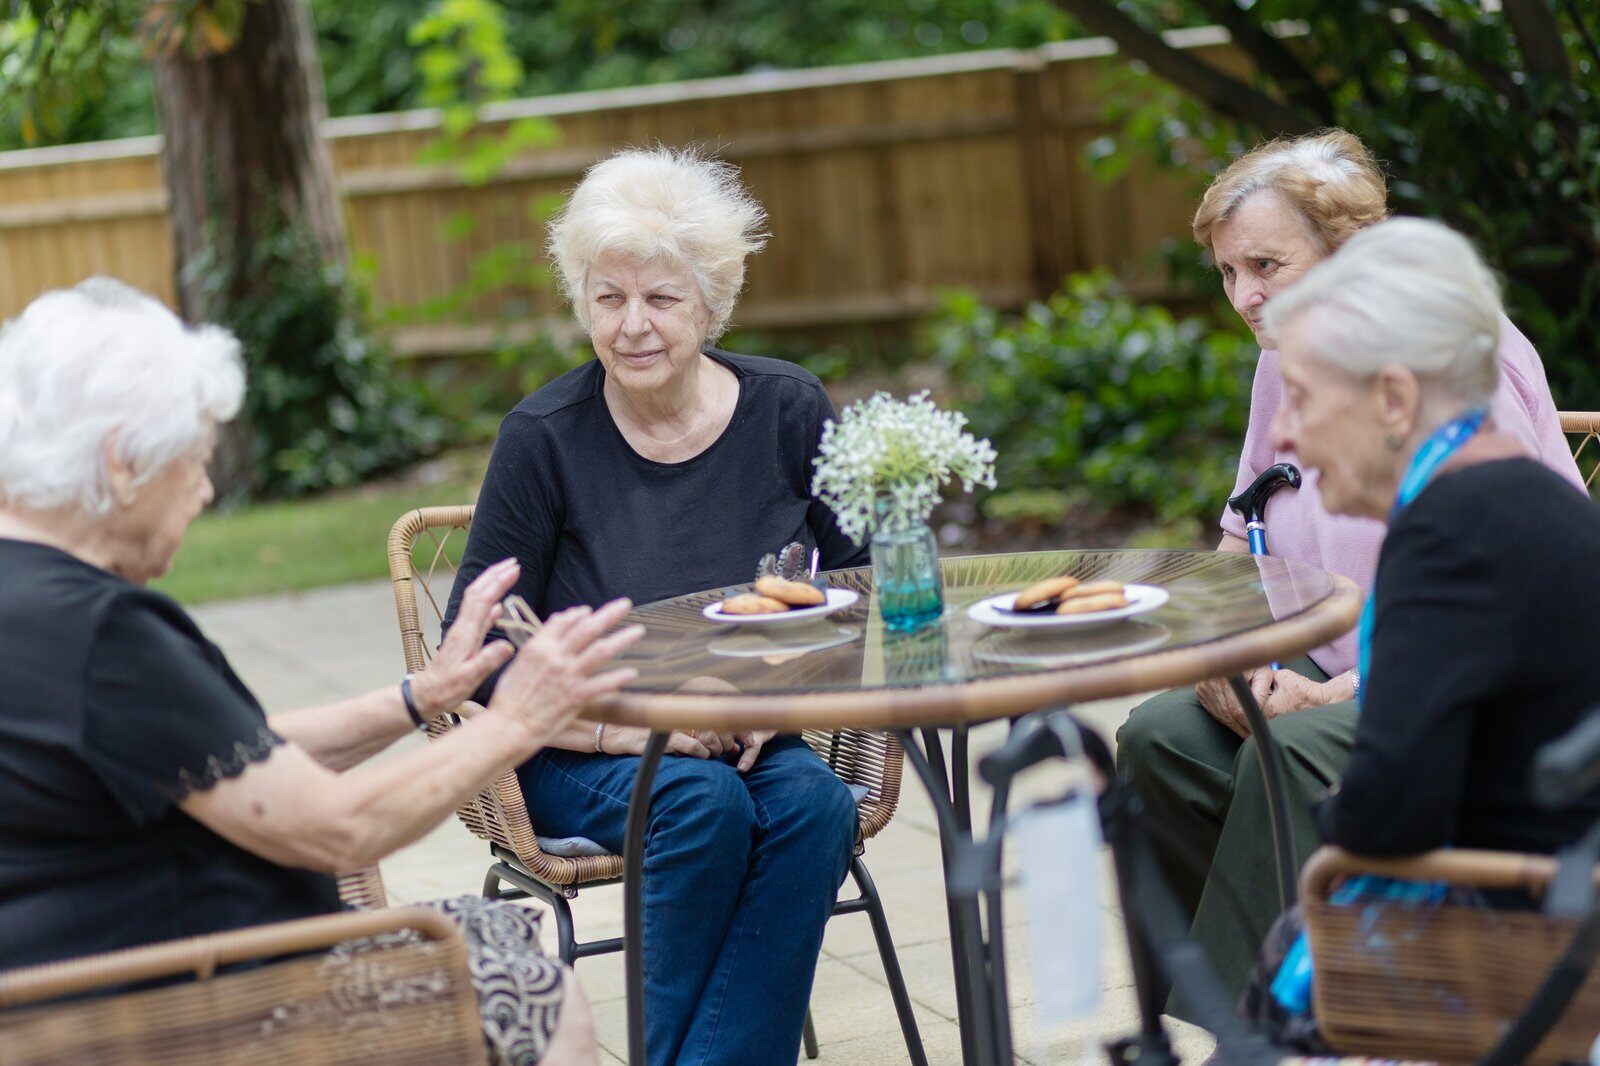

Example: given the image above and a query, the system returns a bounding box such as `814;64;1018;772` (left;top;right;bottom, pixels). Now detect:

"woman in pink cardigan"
1115;128;1585;1011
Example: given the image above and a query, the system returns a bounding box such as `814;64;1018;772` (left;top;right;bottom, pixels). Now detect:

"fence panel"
0;32;1241;356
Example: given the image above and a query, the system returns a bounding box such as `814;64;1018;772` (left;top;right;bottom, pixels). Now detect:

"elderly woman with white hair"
1115;129;1586;1005
0;279;645;1065
441;147;865;1066
1235;216;1600;1048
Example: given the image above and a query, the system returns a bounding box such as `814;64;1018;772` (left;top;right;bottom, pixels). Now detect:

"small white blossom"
811;391;998;545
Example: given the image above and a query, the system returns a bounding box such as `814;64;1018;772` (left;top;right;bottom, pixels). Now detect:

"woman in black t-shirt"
0;279;639;1064
1235;218;1600;1048
443;148;867;1066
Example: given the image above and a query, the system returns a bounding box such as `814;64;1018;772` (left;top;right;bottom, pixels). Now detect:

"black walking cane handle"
1227;463;1302;525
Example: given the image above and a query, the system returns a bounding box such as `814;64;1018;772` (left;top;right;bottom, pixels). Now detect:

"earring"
1384;433;1403;451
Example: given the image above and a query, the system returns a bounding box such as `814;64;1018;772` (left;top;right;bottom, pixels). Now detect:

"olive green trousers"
1114;656;1359;1016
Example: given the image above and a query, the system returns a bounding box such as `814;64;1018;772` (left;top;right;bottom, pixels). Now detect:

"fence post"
1014;53;1067;301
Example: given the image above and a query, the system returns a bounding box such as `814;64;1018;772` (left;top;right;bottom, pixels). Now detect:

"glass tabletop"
615;549;1335;697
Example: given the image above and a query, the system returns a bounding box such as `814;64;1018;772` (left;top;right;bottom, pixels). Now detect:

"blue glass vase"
871;521;944;633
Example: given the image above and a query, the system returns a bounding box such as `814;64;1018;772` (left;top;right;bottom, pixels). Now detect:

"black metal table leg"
1229;675;1298;912
900;727;1000;1066
624;731;669;1066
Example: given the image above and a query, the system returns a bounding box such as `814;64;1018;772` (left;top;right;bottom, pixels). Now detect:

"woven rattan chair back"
0;907;487;1065
1302;846;1600;1064
1561;410;1599;497
388;506;622;888
336;865;390;910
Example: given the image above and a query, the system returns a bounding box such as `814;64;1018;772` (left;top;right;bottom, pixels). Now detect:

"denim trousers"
517;734;858;1066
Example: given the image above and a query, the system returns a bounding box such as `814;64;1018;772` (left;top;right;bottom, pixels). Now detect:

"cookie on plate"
754;575;827;607
1059;580;1124;601
1057;591;1128;615
720;593;791;615
1014;575;1079;610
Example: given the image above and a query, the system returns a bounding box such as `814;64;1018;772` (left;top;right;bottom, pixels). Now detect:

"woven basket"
1303;846;1600;1064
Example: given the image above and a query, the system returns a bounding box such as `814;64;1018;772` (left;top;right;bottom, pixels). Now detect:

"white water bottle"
1014;786;1104;1029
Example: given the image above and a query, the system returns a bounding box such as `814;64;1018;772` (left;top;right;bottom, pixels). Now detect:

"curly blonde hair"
1192;129;1389;254
546;146;769;342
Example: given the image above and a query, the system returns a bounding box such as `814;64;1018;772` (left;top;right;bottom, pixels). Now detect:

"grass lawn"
152;451;487;606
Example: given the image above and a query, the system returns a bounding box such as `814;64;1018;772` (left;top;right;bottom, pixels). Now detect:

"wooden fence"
0;28;1249;357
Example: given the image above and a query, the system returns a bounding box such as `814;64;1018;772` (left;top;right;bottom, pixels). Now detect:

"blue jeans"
517;734;857;1066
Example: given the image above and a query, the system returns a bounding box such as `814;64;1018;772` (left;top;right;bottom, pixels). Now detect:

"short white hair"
1263;217;1502;404
0;278;245;514
546;146;769;341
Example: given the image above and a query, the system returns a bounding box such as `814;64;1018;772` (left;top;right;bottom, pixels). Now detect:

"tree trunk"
150;0;347;497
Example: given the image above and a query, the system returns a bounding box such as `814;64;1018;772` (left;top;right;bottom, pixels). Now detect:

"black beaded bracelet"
399;675;428;730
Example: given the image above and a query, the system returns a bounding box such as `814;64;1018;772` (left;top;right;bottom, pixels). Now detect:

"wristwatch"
400;673;428;730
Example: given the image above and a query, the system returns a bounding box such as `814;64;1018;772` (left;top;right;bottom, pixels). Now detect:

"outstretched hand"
410;558;523;718
489;598;643;745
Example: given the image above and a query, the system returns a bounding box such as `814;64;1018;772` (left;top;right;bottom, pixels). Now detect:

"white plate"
971;621;1171;668
703;587;860;628
966;583;1169;630
708;625;860;659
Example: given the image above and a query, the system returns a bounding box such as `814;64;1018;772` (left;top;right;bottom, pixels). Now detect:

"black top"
1319;459;1600;855
0;539;341;969
444;350;869;634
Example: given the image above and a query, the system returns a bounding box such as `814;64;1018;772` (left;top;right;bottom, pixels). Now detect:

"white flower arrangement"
811;390;998;545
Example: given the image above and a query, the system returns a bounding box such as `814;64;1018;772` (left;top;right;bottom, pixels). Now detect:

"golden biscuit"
720;593;790;615
754;575;827;607
1014;575;1079;610
1059;580;1125;600
1057;591;1128;615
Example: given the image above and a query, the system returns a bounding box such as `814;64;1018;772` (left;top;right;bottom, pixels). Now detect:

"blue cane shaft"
1244;524;1280;669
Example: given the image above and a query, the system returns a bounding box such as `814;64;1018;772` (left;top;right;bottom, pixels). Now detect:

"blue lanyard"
1355;407;1487;707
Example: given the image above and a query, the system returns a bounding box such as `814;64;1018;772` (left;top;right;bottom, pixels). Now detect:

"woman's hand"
409;558;522;717
1196;667;1274;739
1261;669;1337;717
488;599;643;747
600;726;720;760
734;730;775;773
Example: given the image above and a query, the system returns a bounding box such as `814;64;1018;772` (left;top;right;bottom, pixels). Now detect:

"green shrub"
926;273;1256;525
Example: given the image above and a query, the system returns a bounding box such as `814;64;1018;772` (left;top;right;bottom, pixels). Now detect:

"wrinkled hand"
489;598;643;746
411;558;523;717
734;730;776;773
1261;669;1334;718
679;729;738;758
1196;667;1273;739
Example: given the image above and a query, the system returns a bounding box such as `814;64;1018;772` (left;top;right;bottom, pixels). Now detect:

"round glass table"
588;549;1362;1065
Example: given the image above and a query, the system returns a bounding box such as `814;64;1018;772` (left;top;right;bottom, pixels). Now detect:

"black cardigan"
1318;459;1600;855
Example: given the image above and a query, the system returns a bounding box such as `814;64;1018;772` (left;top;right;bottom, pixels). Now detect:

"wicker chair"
387;506;926;1064
1301;846;1600;1064
0;906;487;1065
336;865;391;910
1561;410;1599;496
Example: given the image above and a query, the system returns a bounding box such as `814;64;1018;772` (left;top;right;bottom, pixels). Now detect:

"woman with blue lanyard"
1233;216;1600;1050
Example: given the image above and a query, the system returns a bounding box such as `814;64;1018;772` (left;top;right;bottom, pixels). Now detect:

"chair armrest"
0;906;458;1008
0;907;488;1066
1300;844;1600;902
